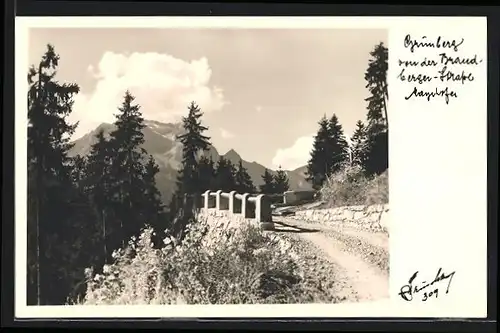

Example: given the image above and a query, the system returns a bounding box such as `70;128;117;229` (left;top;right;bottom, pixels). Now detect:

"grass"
319;165;388;208
81;214;339;305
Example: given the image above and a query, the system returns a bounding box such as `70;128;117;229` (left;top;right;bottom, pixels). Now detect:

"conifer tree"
83;129;115;262
306;116;331;190
365;42;388;129
172;102;212;239
70;154;87;188
142;155;165;219
167;193;180;225
234;159;256;193
259;168;275;194
108;91;148;244
27;44;88;305
327;114;350;174
141;155;166;246
273;166;290;194
364;128;388;176
198;155;216;192
364;42;389;175
175;102;211;196
214;156;237;192
350;120;368;168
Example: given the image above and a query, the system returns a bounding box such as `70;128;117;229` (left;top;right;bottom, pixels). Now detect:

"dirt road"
272;216;390;303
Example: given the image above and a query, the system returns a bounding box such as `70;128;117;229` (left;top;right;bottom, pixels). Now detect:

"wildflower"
103;265;111;274
84;267;92;277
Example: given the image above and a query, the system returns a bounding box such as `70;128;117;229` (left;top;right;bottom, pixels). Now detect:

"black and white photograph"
25;27;389;306
14;15;489;320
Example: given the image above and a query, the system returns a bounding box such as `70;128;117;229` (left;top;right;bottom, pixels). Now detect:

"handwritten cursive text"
404;86;458;105
398;268;456;302
404;35;465;53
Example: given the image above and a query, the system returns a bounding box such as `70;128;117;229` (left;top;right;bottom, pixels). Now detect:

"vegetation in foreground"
82;216;338;305
319;165;388;208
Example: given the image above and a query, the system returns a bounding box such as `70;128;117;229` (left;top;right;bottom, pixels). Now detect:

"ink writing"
404;87;457;105
404;35;465;53
398;268;456;302
397;34;483;104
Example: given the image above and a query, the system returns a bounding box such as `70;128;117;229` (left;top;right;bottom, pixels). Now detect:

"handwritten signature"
398;268;455;302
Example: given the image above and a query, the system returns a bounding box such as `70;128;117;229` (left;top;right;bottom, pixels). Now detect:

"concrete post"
228;190;237;214
255;194;274;230
202;190;211;210
283;191;292;205
254;194;264;223
215;190;223;210
241;193;250;218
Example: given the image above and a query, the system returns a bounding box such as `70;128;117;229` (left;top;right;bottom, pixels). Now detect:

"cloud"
219;128;235;139
70;51;227;139
272;135;315;171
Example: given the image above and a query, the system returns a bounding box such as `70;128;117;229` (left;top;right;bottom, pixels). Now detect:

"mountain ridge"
69;120;312;203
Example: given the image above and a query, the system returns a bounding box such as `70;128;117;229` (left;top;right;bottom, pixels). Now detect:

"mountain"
292;165;308;179
69;120;312;204
222;149;311;192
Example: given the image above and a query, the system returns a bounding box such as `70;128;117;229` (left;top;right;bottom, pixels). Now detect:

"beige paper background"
14;16;488;318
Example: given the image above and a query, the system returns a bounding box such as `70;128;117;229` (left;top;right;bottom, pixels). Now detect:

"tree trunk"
382;83;389;130
35;65;43;306
118;182;125;249
102;209;107;263
35;182;41;305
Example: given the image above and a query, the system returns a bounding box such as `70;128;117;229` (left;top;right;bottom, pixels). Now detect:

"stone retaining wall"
292;204;389;233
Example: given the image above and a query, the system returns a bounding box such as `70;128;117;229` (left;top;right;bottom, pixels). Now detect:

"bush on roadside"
319;164;388;208
82;215;337;305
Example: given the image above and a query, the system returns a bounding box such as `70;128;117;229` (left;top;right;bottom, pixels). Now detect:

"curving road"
272;216;390;303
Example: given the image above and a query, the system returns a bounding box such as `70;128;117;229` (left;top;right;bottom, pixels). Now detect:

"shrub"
319;165;388;208
82;215;334;305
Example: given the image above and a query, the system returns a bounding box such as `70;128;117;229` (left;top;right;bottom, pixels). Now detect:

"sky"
28;28;387;170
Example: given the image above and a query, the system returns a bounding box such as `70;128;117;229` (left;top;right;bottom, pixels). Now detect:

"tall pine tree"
350;120;368;168
172;102;211;239
364;42;389;176
259;168;275;194
273;166;290;194
27;44;96;305
327;114;349;173
365;42;388;129
175;102;211;197
108;91;148;245
234;159;256;193
141;155;164;221
306;116;331;190
83;129;115;263
141;155;166;247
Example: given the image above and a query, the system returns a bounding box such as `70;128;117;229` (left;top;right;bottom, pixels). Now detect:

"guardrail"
201;190;276;230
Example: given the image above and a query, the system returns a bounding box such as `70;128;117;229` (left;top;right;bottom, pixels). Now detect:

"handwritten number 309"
422;289;439;301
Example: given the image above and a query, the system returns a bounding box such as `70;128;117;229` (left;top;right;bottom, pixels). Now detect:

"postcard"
15;16;488;319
